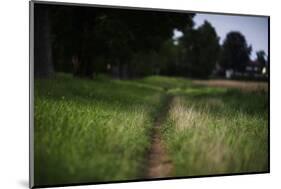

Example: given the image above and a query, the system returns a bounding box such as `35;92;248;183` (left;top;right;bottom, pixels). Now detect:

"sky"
174;13;269;60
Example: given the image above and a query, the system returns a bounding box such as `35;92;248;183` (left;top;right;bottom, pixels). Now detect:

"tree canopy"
180;21;220;78
220;31;252;72
256;50;267;67
34;4;264;80
36;4;195;78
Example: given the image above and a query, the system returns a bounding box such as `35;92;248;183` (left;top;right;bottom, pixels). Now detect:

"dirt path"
145;96;173;179
193;79;268;92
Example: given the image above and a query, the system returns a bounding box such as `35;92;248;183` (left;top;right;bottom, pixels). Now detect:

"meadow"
163;85;268;176
34;73;268;186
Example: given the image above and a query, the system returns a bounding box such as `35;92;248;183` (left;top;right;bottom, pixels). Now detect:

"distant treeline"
34;4;268;79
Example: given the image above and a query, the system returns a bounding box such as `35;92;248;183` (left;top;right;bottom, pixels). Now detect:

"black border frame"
29;1;270;188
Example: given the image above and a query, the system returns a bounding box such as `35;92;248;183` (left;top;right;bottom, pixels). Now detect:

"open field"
34;74;165;185
34;74;269;185
163;86;268;176
193;79;268;92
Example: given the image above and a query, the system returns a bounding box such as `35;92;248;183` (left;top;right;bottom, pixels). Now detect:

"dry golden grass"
193;79;268;92
163;91;268;176
168;97;229;172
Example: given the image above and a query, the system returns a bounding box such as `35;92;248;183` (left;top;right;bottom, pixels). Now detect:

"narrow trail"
145;95;173;179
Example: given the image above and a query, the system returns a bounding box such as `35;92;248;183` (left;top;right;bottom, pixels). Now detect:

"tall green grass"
34;73;165;185
163;86;268;176
34;73;268;185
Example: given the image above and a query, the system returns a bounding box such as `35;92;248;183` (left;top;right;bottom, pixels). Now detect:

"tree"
51;6;102;77
34;3;195;79
256;50;267;67
97;9;194;78
180;21;220;78
220;31;252;72
158;39;183;76
34;4;54;78
47;5;194;78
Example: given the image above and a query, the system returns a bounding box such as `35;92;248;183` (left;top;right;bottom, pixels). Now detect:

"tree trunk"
34;5;54;78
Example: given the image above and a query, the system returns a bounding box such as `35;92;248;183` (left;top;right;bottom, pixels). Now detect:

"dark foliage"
34;4;54;78
256;50;267;67
33;3;257;80
37;4;194;78
180;21;220;78
220;32;252;72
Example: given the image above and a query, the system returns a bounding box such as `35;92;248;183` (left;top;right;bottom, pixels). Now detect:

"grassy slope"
163;86;269;176
34;74;165;185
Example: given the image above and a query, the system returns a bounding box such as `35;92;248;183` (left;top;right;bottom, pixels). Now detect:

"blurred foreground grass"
163;86;268;176
34;73;268;185
34;73;166;185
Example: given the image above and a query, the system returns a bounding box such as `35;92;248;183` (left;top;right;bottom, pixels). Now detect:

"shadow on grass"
35;75;166;114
